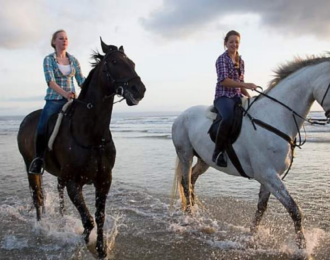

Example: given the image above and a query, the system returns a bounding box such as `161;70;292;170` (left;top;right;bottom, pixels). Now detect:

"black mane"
80;45;121;99
78;67;96;100
91;51;105;68
91;45;120;68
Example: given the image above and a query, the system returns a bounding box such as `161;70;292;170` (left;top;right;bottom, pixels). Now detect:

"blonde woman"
29;30;85;174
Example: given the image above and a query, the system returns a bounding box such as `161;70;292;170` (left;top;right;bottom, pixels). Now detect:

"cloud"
0;0;161;50
0;0;49;49
0;0;121;50
141;0;330;39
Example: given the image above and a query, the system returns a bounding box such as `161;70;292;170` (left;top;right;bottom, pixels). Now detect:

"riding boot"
29;134;46;175
212;127;228;167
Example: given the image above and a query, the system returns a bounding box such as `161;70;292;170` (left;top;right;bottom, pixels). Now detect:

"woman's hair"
224;30;241;69
51;29;66;49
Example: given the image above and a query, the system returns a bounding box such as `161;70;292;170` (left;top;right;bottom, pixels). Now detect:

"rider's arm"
48;81;74;100
241;87;251;98
222;78;257;90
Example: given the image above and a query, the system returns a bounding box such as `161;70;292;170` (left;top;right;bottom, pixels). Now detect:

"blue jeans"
213;96;241;152
36;99;67;137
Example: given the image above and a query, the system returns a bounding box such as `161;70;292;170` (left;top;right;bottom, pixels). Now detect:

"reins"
243;86;329;180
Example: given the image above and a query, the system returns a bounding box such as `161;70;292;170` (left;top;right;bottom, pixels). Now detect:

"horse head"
100;38;146;106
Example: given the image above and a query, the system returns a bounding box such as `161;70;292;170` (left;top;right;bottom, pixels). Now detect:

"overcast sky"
0;0;329;115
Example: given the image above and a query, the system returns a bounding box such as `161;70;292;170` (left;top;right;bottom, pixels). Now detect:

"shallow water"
1;112;330;259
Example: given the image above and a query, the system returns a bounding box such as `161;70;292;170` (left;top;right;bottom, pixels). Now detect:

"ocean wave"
135;135;172;139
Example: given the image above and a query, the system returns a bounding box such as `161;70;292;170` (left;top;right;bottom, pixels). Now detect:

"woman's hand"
243;83;257;90
65;92;75;100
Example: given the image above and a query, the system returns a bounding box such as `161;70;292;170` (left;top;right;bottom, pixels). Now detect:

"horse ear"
100;37;110;54
119;46;124;52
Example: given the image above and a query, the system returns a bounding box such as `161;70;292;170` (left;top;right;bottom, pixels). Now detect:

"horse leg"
57;179;65;216
172;118;194;211
94;176;112;258
28;173;44;221
261;175;306;249
175;152;193;212
66;181;95;243
191;158;209;205
250;184;270;233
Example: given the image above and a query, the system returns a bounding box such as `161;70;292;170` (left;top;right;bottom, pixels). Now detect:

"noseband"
102;50;140;98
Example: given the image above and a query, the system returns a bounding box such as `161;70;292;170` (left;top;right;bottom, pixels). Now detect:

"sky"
1;0;330;116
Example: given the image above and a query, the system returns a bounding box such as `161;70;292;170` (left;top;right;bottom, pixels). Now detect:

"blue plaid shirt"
43;52;85;100
215;50;244;99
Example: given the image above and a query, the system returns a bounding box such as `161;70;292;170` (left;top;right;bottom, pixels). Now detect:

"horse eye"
112;60;117;64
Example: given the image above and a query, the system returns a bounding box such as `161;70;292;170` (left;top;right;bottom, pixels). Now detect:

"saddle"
208;101;244;144
207;98;250;179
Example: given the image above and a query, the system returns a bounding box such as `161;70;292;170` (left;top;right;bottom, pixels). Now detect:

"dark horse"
17;39;146;258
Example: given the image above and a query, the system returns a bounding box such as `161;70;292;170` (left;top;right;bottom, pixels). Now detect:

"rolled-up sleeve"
43;56;55;84
216;55;229;83
73;57;85;87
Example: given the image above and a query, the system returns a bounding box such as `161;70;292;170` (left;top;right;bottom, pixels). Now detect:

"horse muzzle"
124;82;146;106
125;91;140;106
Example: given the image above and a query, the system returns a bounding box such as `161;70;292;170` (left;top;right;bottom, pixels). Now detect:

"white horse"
172;55;330;249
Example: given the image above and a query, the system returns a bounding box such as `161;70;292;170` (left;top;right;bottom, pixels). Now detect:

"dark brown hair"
51;29;66;49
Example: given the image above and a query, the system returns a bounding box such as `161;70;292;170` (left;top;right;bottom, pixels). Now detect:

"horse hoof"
297;232;307;249
250;226;258;235
97;246;107;259
83;229;92;244
98;251;107;259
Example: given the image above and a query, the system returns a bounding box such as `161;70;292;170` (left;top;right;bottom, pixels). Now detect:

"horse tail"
170;156;193;212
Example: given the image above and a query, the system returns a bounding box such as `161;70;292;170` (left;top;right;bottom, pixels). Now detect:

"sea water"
0;111;330;259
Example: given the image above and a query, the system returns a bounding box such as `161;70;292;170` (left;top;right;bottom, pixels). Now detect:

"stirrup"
28;157;45;175
214;152;227;167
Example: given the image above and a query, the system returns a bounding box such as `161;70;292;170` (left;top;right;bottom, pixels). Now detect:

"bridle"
66;49;141;150
102;50;140;102
74;49;141;109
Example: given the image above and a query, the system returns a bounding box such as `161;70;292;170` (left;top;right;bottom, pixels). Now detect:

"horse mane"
90;45;119;68
79;46;120;99
265;53;330;94
78;67;96;99
91;51;105;68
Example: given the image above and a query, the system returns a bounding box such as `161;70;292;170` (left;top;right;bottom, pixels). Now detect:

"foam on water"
0;188;120;259
1;235;28;250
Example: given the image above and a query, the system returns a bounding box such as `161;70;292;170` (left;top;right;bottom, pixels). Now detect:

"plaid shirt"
215;50;244;99
43;52;85;100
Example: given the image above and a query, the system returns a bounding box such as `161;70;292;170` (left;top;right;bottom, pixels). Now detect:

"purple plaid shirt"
214;50;244;99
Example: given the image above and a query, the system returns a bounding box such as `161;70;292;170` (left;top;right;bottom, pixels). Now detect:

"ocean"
0;111;330;260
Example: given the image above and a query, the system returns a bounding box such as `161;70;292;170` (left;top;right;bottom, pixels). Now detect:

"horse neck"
74;66;115;139
252;67;315;137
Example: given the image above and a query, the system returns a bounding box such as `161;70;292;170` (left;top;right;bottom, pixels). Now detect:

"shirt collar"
52;52;73;64
224;50;242;63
